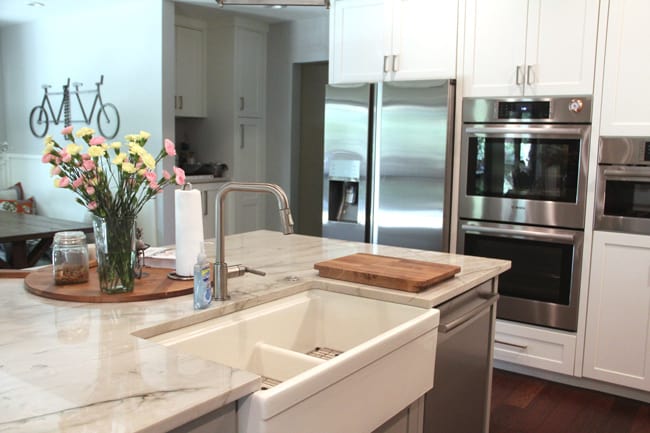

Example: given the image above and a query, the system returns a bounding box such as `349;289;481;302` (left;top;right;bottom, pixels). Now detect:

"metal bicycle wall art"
29;75;121;139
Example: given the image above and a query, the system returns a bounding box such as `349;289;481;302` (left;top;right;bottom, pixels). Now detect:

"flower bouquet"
42;126;185;293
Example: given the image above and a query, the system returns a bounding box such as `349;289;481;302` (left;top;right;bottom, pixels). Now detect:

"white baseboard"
494;360;650;404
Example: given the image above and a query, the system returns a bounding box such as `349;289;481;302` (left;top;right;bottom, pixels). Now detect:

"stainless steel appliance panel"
457;219;583;331
459;123;591;228
462;96;593;124
423;280;497;433
595;136;650;235
373;80;454;251
322;84;371;242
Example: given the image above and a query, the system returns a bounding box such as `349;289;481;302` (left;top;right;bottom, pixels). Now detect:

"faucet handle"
227;264;266;278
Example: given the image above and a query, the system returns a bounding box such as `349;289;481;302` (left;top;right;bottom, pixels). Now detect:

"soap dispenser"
193;243;212;310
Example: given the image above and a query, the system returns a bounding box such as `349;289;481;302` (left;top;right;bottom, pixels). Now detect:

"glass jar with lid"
52;231;89;285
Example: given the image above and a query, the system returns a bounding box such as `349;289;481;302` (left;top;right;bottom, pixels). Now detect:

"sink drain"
306;347;343;361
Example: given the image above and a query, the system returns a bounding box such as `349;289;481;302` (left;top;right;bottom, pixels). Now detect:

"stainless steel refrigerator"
322;80;455;252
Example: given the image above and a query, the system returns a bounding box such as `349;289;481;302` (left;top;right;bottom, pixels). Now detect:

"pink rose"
50;166;61;176
164;139;176;156
72;178;84;189
41;154;53;163
87;201;98;210
173;166;185;185
89;136;105;145
82;159;95;171
58;177;70;188
61;125;73;135
162;170;171;180
86;186;95;195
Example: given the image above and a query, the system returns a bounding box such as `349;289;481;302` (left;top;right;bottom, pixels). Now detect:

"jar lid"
54;231;87;245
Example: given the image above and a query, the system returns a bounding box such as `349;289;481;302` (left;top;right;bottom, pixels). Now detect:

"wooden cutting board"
313;253;461;292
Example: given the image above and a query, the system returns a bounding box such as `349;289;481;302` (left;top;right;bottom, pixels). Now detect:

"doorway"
295;61;328;237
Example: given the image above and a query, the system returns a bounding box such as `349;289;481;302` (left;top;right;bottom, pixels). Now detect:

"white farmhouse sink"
148;289;440;433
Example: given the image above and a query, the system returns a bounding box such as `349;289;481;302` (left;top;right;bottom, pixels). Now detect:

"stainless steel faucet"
213;181;294;301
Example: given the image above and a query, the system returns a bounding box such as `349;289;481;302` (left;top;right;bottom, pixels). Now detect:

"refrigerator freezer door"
372;80;455;251
322;84;371;242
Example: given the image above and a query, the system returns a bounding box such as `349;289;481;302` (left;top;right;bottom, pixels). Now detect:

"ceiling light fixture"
27;1;45;7
216;0;330;7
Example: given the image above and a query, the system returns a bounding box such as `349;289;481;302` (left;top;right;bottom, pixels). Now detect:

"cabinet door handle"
202;190;207;216
240;97;245;111
526;64;535;85
178;95;183;110
240;124;245;149
392;55;399;72
174;96;177;110
515;65;523;86
495;339;528;350
383;55;390;73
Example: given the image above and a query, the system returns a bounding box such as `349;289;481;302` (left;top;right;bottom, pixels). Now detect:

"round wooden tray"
25;266;193;303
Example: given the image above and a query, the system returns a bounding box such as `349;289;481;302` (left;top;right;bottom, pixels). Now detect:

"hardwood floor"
490;369;650;433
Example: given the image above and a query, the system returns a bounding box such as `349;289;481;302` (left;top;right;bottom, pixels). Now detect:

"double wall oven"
457;97;592;332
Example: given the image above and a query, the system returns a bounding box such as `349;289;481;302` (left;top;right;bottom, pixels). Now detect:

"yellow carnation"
44;135;54;145
43;142;54;154
112;153;127;165
110;141;121;149
139;130;151;141
140;152;156;169
65;143;82;156
88;145;105;158
129;142;144;156
75;127;95;138
122;162;137;173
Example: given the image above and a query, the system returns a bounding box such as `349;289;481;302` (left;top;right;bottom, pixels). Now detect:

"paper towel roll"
175;188;204;277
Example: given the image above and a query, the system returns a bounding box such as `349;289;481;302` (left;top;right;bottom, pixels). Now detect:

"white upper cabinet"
463;0;599;97
600;0;650;136
329;0;458;84
235;25;266;119
583;231;650;392
175;16;207;117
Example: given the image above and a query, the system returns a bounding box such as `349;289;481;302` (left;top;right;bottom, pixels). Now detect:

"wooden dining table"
0;212;93;269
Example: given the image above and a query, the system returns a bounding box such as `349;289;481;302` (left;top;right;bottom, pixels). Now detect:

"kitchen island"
0;230;510;432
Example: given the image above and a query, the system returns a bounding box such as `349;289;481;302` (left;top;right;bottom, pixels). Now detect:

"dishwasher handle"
439;293;499;333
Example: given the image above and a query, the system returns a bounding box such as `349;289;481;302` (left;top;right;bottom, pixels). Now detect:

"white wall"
0;0;171;245
266;16;329;228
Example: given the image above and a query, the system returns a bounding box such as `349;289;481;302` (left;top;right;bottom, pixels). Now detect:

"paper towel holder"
168;182;199;281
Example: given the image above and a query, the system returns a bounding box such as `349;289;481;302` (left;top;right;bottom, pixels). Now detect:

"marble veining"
0;230;509;432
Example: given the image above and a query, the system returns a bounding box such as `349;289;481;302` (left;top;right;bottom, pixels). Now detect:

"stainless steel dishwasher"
423;279;499;433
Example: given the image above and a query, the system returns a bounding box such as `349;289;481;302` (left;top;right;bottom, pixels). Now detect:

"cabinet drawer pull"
202;190;208;216
495;339;528;349
178;95;183;110
392;55;399;72
240;124;245;149
240;97;245;111
383;55;390;73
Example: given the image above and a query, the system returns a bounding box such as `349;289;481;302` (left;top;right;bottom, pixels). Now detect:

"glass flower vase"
92;215;136;294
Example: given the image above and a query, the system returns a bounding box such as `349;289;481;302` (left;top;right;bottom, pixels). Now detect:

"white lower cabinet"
583;231;650;391
494;320;576;375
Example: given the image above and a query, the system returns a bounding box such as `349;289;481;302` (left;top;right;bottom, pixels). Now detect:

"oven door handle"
465;126;584;136
603;167;650;182
461;224;576;243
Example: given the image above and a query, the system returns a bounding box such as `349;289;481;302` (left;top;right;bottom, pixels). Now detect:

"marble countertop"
0;230;510;433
